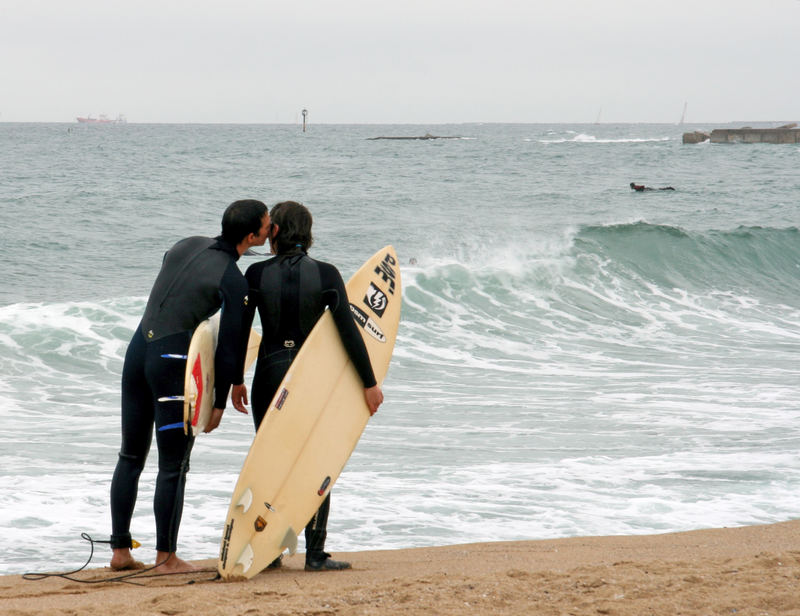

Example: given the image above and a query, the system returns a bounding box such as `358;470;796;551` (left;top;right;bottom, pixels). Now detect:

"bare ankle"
110;548;144;571
154;552;196;573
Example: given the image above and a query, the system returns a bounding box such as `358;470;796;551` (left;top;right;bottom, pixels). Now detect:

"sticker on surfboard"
364;282;389;316
373;252;398;295
349;304;387;342
189;354;205;429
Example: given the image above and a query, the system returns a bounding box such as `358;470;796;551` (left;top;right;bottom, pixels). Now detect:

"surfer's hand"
205;408;224;433
364;385;383;416
232;384;249;414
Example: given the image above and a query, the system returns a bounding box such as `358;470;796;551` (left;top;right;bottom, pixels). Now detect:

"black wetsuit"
242;250;376;561
110;236;249;553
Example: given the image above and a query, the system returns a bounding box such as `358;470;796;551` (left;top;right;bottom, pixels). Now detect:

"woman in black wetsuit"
232;201;383;571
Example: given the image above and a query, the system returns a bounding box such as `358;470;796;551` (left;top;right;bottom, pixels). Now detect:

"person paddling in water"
630;182;675;191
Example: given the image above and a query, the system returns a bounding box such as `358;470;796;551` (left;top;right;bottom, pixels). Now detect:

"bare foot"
112;559;145;571
153;552;198;574
110;548;145;571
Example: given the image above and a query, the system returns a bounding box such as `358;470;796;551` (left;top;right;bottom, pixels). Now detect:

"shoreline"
2;520;799;615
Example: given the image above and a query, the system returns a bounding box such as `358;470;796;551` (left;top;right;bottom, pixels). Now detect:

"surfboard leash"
22;533;154;585
21;533;218;585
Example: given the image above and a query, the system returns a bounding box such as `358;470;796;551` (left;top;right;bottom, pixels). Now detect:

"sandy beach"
2;520;799;615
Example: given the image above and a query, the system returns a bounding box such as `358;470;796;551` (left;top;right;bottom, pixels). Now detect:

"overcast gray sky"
2;0;799;124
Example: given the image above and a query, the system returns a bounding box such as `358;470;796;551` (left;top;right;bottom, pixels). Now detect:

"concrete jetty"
683;123;800;144
682;130;711;144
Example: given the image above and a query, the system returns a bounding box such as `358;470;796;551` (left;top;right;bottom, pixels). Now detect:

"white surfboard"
218;245;401;580
183;312;262;436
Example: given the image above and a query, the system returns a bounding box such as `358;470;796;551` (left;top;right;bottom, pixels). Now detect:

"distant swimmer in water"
630;182;675;192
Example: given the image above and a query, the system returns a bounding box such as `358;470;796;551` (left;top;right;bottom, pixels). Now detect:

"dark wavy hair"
221;199;268;245
270;201;313;253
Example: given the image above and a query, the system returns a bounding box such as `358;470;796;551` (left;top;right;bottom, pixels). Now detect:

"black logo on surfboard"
350;304;387;343
220;519;234;569
364;283;388;317
374;253;397;295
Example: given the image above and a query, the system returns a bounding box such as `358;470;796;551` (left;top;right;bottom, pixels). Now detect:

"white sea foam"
539;134;672;144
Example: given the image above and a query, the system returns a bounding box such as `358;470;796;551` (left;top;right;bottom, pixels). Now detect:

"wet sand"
3;520;799;615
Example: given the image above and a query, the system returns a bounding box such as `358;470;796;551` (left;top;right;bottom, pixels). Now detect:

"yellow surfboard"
183;312;262;436
218;246;401;580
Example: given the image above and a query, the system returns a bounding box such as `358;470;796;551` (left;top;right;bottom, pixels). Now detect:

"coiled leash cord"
22;533;219;585
23;533;159;585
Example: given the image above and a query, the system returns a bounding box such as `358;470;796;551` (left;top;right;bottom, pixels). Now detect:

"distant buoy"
301;109;308;132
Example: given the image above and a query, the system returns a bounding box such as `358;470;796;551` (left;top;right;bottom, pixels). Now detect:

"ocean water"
1;122;799;575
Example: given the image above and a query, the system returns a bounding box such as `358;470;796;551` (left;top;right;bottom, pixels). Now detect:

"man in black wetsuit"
109;199;271;573
232;201;383;571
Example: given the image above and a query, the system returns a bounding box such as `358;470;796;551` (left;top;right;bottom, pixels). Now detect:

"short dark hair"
221;199;268;245
270;201;313;253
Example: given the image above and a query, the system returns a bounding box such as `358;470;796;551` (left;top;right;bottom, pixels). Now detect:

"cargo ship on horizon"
76;114;126;124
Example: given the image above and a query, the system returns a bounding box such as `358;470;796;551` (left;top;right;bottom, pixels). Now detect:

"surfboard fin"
281;527;298;555
236;488;253;513
235;543;254;574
